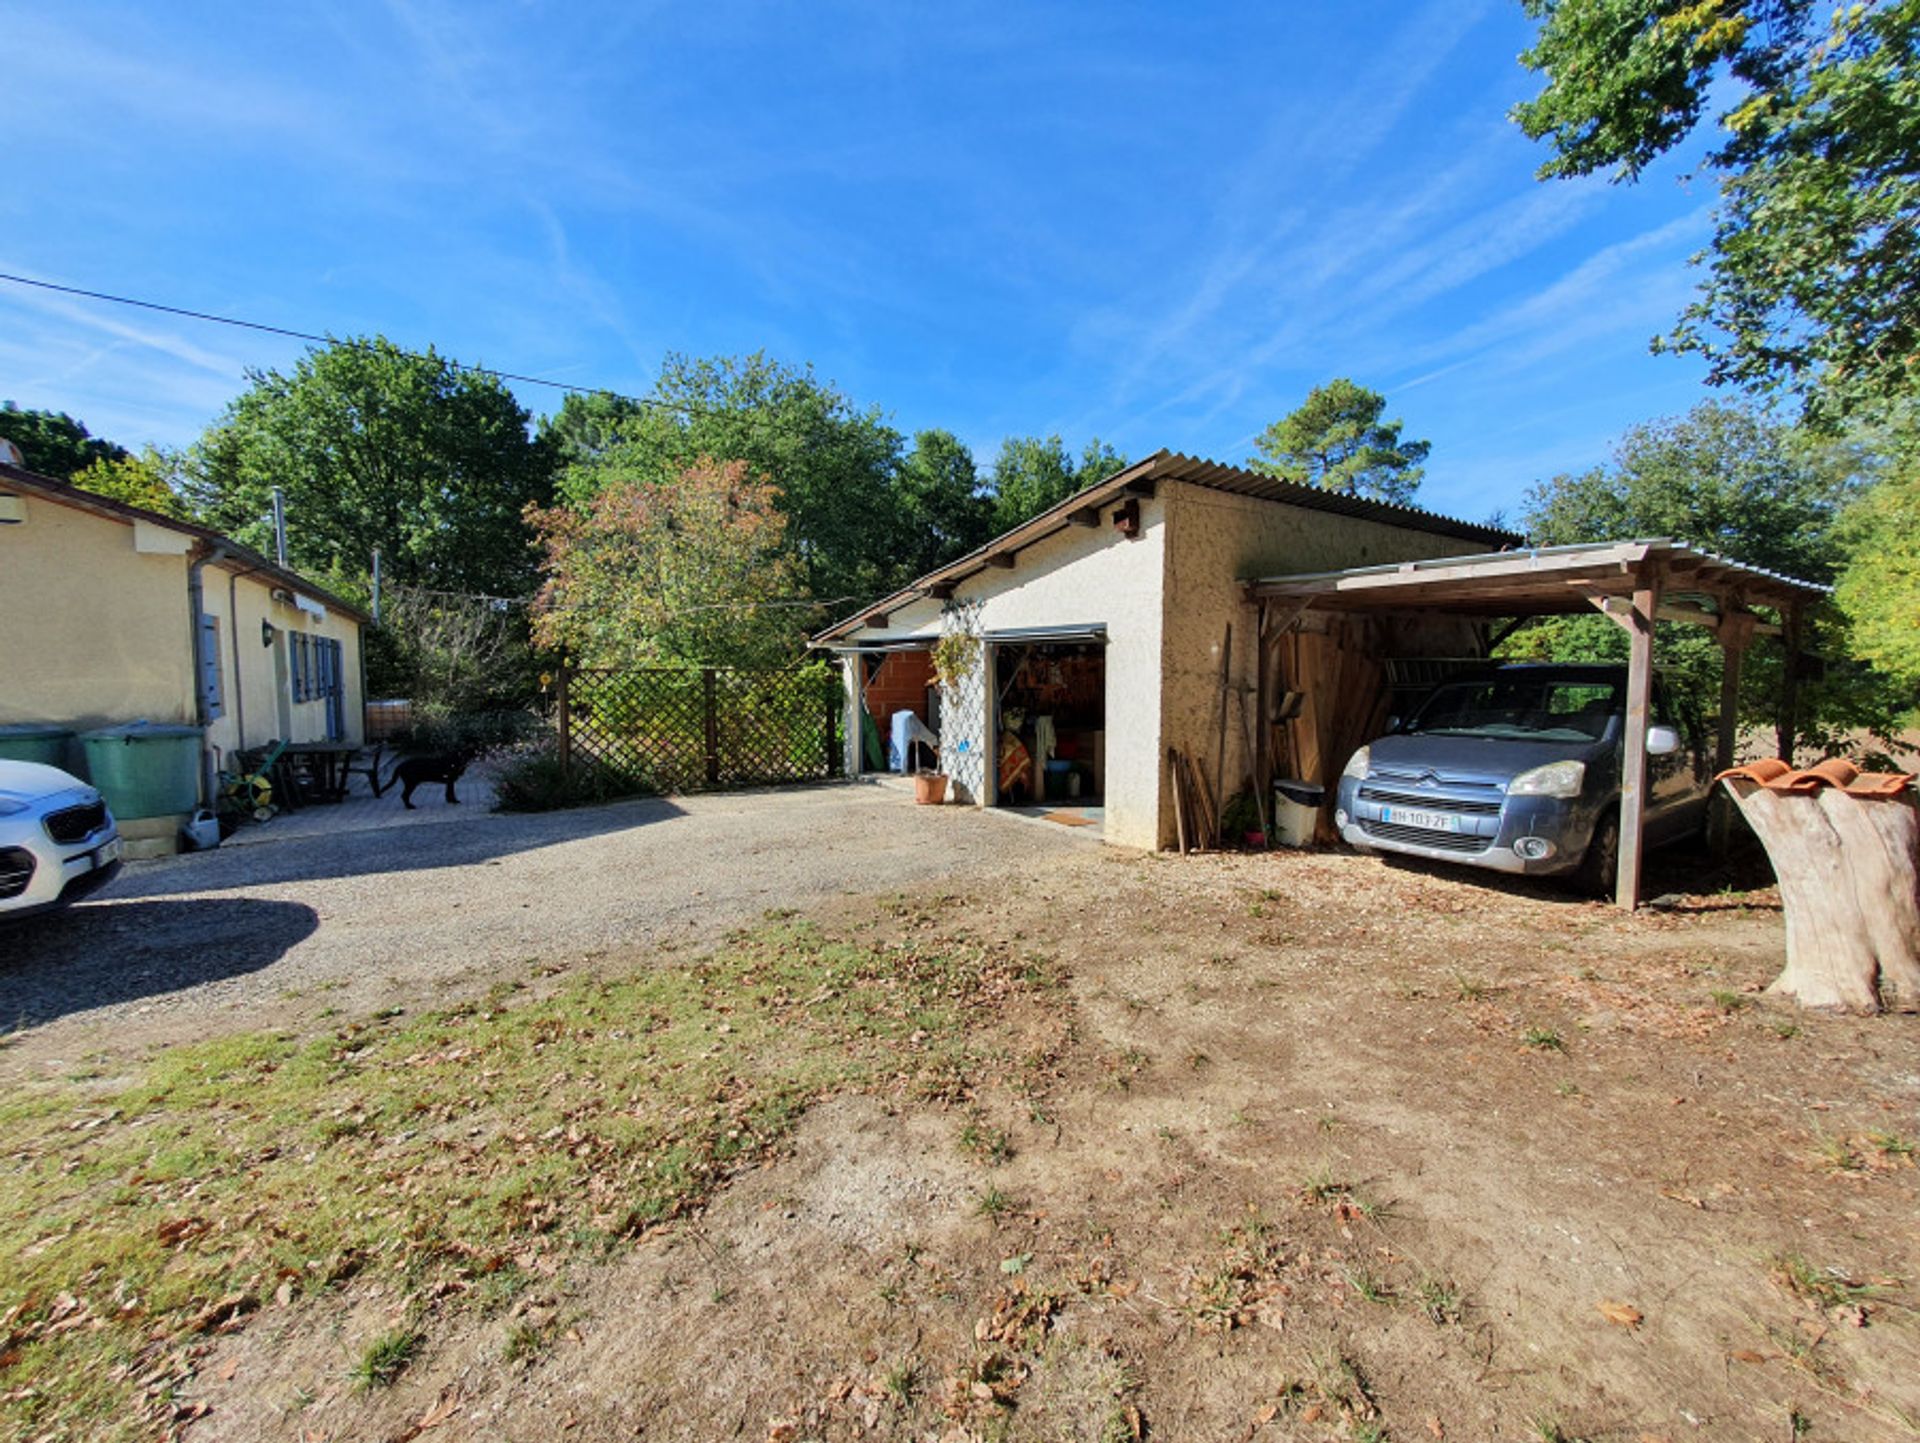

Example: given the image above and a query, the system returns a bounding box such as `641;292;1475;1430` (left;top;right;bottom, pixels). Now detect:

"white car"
0;760;123;920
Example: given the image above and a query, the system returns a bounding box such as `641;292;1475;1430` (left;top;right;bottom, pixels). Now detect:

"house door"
320;638;346;741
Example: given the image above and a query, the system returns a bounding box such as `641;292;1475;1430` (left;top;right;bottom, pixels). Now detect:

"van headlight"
1341;746;1370;781
1508;760;1585;798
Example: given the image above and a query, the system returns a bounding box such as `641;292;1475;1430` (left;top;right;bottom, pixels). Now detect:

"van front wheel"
1574;812;1619;898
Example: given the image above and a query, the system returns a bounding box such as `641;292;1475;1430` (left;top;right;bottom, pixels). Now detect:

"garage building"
813;450;1514;850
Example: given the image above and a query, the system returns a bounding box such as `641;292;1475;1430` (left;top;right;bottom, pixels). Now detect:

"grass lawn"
0;920;1062;1441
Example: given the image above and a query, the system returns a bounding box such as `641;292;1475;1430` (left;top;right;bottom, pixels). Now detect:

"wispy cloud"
1091;0;1501;399
0;268;249;379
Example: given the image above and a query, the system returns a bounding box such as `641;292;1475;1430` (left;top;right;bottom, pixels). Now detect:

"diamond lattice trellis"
561;665;842;793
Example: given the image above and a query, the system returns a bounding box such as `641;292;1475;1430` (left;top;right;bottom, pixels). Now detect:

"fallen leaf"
217;1356;240;1382
1728;1349;1770;1364
1597;1300;1644;1330
417;1392;459;1430
1427;1417;1445;1439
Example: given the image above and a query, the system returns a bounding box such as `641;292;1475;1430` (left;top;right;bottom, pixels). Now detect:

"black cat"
374;751;473;808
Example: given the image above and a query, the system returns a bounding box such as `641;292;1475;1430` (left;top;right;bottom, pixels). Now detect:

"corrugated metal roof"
1138;451;1519;541
812;448;1521;643
1245;537;1826;614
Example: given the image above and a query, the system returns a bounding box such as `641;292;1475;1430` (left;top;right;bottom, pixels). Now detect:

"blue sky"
3;0;1724;523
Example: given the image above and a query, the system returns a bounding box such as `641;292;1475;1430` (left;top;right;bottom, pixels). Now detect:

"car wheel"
1574;812;1619;898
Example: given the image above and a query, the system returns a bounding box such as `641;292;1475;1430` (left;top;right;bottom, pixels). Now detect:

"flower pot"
914;772;950;805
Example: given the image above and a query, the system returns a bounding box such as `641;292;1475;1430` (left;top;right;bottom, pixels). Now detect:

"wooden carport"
1242;539;1827;909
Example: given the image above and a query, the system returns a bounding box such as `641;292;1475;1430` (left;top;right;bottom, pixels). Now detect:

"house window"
290;632;307;702
197;614;225;721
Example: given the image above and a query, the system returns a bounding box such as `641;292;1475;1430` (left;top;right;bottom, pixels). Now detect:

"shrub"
492;743;654;812
392;708;543;757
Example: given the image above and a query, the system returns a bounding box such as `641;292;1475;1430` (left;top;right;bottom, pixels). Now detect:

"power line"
0;270;678;412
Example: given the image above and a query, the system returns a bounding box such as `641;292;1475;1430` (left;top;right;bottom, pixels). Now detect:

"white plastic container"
1271;779;1324;848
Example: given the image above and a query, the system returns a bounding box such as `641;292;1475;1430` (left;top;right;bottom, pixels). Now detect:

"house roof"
1244;537;1824;619
0;460;372;624
812;448;1522;644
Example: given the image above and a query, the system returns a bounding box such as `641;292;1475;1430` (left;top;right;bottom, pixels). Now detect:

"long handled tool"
1212;622;1232;843
1235;684;1271;845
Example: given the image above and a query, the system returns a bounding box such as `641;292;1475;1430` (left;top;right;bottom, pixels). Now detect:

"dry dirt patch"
8;842;1920;1442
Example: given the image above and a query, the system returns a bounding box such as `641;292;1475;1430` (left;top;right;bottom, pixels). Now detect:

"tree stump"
1719;772;1920;1013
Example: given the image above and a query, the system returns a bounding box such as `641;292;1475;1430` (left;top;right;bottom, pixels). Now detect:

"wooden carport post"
1616;560;1662;910
1776;601;1806;763
1709;611;1757;852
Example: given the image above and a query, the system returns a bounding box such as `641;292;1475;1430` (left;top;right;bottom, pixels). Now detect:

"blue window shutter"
198;614;225;721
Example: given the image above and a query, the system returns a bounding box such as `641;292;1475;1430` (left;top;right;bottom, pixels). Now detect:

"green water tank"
0;723;75;770
79;722;204;819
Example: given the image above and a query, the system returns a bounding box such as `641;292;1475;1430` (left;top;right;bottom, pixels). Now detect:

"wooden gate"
553;664;843;793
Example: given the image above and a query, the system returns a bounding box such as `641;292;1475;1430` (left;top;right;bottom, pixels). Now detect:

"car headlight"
1341;746;1371;781
1509;760;1586;798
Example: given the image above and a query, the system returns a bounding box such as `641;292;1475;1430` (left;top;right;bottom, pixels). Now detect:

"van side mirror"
1646;724;1681;756
1384;715;1402;735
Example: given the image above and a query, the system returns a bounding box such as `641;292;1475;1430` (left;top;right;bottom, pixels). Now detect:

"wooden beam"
1776;602;1805;762
870;612;888;630
1714;631;1746;776
1654;600;1781;636
1121;478;1156;499
984;553;1015;569
927;581;956;601
1711;609;1757;848
1067;507;1100;528
1584;592;1637;636
1616;561;1662;910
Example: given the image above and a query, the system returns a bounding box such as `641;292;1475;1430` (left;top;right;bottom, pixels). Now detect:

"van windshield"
1404;678;1619;742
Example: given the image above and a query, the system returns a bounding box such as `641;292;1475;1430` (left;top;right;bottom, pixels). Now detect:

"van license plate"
93;838;123;868
1381;807;1460;833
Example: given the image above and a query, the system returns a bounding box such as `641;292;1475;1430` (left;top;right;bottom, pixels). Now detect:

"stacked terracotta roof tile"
1716;757;1915;797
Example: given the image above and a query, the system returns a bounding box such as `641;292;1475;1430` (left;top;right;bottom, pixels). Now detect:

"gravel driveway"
0;784;1095;1066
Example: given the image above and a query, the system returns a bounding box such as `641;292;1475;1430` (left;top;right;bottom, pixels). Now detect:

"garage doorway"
855;646;940;776
991;634;1105;830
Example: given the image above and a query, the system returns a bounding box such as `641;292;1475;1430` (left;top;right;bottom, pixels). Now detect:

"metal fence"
554;663;843;793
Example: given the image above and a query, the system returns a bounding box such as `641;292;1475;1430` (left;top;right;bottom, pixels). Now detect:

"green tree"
71;448;192;519
1514;400;1906;754
539;390;653;466
1523;401;1864;582
1513;0;1920;421
1836;452;1920;688
553;353;907;606
1250;378;1428;505
987;435;1129;532
189;337;555;596
0;402;127;481
894;428;993;576
528;456;807;669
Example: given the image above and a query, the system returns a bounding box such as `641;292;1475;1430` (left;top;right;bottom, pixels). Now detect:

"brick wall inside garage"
862;649;935;732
